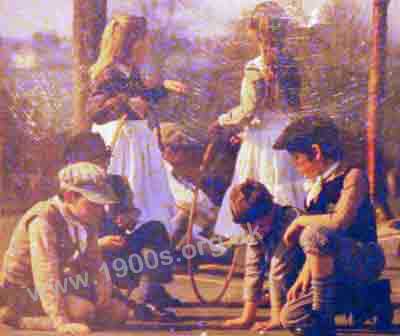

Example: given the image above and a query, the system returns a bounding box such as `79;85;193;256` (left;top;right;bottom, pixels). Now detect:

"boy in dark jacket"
268;116;388;335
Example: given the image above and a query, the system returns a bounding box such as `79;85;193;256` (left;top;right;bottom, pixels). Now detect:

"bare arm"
223;237;267;328
223;301;257;328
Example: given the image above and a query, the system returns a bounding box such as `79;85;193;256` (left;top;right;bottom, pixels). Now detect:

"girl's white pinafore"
93;120;176;234
213;56;306;238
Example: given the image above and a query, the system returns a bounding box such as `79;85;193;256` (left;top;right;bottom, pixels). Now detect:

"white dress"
93;120;176;234
213;56;306;238
164;160;218;238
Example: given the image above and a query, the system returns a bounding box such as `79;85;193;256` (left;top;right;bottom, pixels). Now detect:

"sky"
0;0;324;38
0;0;398;41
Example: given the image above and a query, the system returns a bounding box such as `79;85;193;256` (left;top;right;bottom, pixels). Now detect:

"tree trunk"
0;41;12;195
366;0;390;203
72;0;107;134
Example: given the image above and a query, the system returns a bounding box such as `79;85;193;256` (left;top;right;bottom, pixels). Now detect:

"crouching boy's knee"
65;295;96;322
97;298;129;326
279;301;311;330
299;224;337;256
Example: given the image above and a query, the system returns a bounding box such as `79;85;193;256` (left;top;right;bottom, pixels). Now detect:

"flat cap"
58;162;118;204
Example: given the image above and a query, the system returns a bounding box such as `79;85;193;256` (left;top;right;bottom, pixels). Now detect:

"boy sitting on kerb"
0;162;129;335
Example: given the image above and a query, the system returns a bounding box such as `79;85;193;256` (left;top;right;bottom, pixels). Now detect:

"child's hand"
95;280;112;310
56;322;91;335
283;218;304;247
114;208;141;232
163;80;188;94
230;133;243;146
287;264;311;302
222;317;252;329
251;318;282;332
98;235;126;252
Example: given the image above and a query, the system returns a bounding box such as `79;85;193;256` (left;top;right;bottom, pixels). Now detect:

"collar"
304;161;340;193
54;196;88;253
163;160;173;173
115;63;132;78
321;161;341;181
304;161;340;207
54;197;82;228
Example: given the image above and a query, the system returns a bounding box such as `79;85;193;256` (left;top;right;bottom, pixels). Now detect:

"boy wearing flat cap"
64;132;180;318
0;162;129;334
267;116;388;335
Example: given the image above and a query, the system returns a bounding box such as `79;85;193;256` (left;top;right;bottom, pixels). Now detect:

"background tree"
72;0;107;133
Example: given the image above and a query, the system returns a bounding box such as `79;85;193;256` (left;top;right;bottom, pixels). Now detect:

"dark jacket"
306;165;377;244
87;65;168;124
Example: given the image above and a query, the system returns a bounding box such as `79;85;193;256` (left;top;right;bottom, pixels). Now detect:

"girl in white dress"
88;15;186;235
209;2;306;238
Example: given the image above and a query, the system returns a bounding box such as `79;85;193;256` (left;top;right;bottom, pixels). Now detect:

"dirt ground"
0;206;399;336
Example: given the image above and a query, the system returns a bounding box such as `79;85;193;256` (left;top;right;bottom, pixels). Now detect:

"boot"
289;310;336;336
134;303;178;322
350;279;393;330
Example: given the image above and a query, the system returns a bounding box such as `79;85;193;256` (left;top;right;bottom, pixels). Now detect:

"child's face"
91;149;112;171
254;212;274;237
239;210;274;238
290;145;326;179
163;145;186;166
249;17;281;50
130;33;150;66
114;207;141;232
67;194;105;226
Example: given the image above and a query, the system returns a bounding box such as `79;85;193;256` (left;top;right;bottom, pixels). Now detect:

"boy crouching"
0;162;129;335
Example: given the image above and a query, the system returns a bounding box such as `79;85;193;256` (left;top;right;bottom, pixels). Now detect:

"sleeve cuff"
52;315;70;329
217;115;227;127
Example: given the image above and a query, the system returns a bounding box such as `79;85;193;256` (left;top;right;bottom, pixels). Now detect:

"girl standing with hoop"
209;1;306;239
88;15;187;235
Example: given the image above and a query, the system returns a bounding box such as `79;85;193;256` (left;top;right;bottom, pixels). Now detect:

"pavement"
0;208;400;336
1;265;400;336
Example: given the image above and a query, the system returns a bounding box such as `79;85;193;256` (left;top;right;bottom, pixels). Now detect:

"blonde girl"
89;15;186;235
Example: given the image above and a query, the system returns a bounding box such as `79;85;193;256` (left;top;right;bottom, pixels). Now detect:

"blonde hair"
249;1;288;49
89;15;147;80
249;1;300;109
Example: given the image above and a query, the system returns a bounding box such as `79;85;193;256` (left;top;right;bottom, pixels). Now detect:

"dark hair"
274;116;343;161
248;2;301;110
106;174;133;215
285;123;343;161
230;179;274;224
287;139;342;161
64;132;110;164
